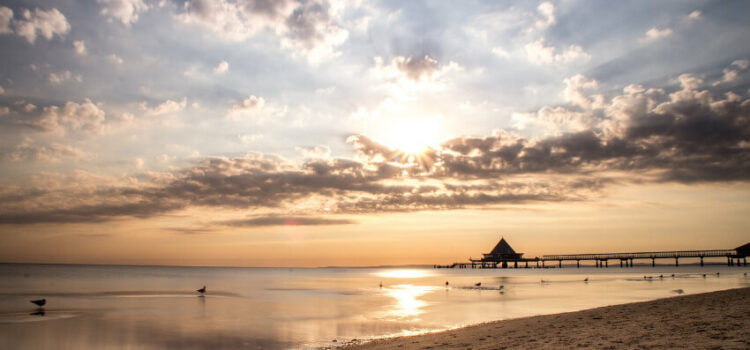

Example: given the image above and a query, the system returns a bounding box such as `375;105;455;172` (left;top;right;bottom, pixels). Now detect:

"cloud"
29;99;106;134
221;215;355;227
108;54;124;64
0;6;70;44
687;10;702;20
491;47;510;59
535;2;555;29
525;38;591;65
3;70;750;224
97;0;150;25
140;98;187;116
296;145;331;158
48;71;82;85
73;40;86;55
0;85;4;95
5;139;89;163
213;60;229;74
370;55;462;89
732;59;750;70
178;0;348;62
563;74;603;109
642;27;672;42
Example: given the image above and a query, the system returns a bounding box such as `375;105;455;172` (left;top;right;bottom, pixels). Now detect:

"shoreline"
346;287;750;349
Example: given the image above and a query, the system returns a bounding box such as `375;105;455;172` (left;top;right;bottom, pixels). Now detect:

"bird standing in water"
197;286;206;296
30;299;46;309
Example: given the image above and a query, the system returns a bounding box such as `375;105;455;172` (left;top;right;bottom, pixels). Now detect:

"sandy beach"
349;287;750;350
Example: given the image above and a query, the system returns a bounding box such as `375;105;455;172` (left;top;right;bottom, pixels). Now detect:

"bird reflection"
30;310;45;316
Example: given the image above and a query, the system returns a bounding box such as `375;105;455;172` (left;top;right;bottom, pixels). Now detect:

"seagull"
196;285;206;296
475;282;482;287
30;299;46;308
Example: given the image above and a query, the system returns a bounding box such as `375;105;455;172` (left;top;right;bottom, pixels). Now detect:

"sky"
1;0;750;267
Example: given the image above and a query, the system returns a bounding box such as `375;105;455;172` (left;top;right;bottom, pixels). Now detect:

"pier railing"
542;249;736;261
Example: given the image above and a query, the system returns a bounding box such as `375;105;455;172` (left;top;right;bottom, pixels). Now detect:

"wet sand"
349;287;750;350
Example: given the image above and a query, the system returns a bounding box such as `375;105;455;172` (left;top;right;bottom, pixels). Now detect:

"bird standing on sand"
498;284;504;291
583;277;589;283
445;281;449;287
379;282;383;288
197;286;206;296
30;299;46;308
475;282;481;287
702;274;706;278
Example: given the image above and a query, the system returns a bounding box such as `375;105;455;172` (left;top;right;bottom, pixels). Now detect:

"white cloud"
7;139;89;163
213;60;229;74
238;133;263;144
688;10;702;20
535;2;555;29
48;71;82;84
713;59;749;86
228;95;265;119
97;0;150;25
0;6;70;44
642;27;672;42
563;74;602;109
140;98;187;116
0;7;12;34
732;59;749;70
525;38;591;65
107;54;124;64
296;145;331;158
491;47;511;59
73;40;86;55
179;0;348;63
34;99;106;134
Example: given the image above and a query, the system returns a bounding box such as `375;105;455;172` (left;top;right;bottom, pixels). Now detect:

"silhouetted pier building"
435;236;750;269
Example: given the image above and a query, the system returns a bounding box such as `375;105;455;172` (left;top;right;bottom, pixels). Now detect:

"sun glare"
380;117;444;154
377;269;433;279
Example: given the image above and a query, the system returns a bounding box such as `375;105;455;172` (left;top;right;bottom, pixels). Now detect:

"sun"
380;117;444;154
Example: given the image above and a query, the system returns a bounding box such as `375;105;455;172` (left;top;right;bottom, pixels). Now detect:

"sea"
0;262;748;349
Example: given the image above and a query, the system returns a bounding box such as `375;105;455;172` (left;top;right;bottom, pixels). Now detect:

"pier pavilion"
467;237;538;268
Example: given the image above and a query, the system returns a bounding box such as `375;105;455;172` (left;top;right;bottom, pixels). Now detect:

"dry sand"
348;287;750;350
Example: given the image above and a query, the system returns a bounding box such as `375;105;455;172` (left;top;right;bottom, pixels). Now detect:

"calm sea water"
0;262;748;349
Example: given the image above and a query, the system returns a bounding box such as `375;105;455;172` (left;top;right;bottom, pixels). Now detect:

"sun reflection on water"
383;284;436;319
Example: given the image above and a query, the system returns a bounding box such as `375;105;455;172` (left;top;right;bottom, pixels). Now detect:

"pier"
435;238;750;269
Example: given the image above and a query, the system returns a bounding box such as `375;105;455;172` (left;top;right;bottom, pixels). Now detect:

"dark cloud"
221;215;355;227
395;55;439;81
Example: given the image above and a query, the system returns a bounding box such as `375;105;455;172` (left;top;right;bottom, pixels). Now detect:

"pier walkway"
434;239;750;269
